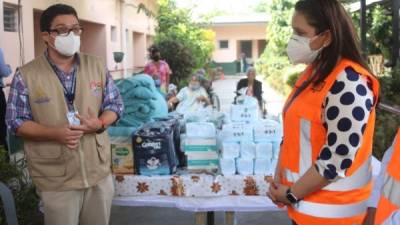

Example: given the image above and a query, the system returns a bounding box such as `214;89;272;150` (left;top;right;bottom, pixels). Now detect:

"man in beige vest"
5;4;124;225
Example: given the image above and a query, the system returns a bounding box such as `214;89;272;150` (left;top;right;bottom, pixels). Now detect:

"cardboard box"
112;142;134;174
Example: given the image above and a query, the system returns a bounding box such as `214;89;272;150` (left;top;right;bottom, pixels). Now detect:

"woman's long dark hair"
294;0;371;87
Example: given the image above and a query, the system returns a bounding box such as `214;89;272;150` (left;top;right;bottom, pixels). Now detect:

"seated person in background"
168;74;211;114
236;67;263;107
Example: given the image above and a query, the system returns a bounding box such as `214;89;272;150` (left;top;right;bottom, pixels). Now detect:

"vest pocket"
30;157;66;177
95;133;110;164
25;142;63;159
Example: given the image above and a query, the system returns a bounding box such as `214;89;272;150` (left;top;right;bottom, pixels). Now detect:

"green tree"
256;0;299;96
155;0;215;87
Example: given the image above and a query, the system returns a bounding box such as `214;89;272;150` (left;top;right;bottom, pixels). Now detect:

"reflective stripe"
285;169;301;183
382;173;400;206
323;157;371;191
299;119;312;175
284;157;371;191
294;199;368;218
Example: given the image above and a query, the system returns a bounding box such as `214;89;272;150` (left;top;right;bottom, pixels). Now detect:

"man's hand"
74;108;102;134
54;126;84;150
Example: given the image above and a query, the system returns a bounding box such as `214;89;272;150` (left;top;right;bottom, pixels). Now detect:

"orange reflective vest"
279;58;380;225
374;129;400;225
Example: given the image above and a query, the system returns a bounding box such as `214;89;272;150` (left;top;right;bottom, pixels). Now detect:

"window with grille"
4;4;18;32
219;40;229;49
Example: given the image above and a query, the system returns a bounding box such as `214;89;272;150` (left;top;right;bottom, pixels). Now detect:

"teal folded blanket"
107;126;136;137
115;74;168;128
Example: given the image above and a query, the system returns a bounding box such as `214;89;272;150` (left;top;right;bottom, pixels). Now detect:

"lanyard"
53;68;77;106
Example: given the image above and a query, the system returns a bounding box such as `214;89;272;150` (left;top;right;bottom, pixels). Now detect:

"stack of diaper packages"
219;97;283;176
253;119;282;176
182;122;219;172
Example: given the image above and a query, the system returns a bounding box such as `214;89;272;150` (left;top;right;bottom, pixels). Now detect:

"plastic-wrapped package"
236;158;254;175
254;158;269;175
253;119;283;142
221;142;240;159
185;122;216;138
133;123;177;176
240;141;256;159
255;142;273;160
219;158;236;175
230;104;259;123
221;123;254;142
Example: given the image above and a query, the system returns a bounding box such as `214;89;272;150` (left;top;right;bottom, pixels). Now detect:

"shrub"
0;149;42;225
155;0;215;88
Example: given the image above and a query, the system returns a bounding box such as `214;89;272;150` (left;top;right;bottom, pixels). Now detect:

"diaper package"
221;141;240;159
254;158;269;175
240;141;256;159
255;142;273;160
236;158;254;175
221;123;254;142
253;119;283;142
186;122;216;138
219;158;236;175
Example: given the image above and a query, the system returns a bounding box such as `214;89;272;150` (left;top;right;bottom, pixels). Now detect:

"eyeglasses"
47;26;83;36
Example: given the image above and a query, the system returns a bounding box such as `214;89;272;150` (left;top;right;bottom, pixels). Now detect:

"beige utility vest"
19;53;111;191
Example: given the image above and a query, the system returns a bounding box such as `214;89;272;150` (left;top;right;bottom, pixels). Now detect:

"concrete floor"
110;206;291;225
110;76;290;225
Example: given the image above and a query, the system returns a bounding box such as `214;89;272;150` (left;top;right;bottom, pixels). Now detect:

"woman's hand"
268;182;292;206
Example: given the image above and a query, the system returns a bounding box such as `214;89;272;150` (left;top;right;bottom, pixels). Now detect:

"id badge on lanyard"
67;110;80;126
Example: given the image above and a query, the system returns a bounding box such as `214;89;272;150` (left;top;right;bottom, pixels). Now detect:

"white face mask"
286;34;323;65
53;32;81;57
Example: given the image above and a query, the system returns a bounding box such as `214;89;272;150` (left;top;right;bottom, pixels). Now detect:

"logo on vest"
33;86;51;104
90;81;102;97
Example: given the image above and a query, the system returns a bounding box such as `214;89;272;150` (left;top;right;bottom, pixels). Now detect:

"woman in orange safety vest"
267;0;380;224
362;129;400;225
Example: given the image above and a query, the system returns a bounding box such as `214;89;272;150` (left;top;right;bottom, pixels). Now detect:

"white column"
120;0;127;78
0;0;4;49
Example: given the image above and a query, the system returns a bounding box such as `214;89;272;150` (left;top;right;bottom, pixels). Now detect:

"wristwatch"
286;188;300;204
96;118;107;134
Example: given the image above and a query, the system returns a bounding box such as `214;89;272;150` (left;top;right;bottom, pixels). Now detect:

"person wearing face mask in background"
167;74;211;114
236;67;263;108
267;0;380;224
144;45;172;95
5;4;124;225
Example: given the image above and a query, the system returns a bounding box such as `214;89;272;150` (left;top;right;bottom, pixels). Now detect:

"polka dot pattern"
340;92;355;105
316;67;374;181
327;133;337;146
337;118;352;132
352;107;365;121
330;81;345;94
327;106;339;120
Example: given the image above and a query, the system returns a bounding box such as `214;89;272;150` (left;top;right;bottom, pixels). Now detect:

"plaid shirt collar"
44;49;80;75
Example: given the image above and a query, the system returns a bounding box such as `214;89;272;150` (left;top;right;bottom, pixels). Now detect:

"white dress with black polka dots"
315;67;374;181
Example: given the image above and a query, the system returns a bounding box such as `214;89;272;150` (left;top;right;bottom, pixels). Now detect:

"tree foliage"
154;0;215;87
255;0;301;96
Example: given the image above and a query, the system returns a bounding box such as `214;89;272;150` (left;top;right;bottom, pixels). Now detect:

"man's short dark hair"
40;4;79;32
